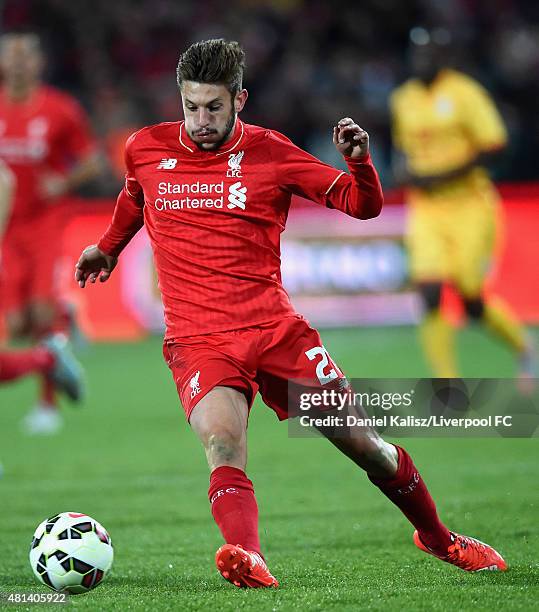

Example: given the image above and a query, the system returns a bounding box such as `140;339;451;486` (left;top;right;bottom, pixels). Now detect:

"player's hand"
40;173;69;199
75;245;117;288
333;118;369;158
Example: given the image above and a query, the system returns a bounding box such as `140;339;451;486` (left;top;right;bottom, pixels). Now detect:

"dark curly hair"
176;39;245;96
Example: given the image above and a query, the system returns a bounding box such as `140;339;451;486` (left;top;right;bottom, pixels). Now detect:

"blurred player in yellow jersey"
390;28;535;379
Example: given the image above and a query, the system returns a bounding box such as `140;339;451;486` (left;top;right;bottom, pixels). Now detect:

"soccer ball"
29;512;113;594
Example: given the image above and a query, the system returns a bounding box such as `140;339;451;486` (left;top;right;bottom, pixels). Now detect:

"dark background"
3;0;539;190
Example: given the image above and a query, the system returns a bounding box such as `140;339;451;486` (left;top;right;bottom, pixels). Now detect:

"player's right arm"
75;133;144;288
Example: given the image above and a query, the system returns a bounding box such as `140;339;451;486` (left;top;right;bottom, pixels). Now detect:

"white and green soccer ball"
29;512;113;594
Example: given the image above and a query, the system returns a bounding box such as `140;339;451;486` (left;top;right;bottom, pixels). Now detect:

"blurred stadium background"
2;0;538;341
1;2;539;608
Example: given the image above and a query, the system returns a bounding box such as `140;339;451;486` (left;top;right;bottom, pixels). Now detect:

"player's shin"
208;466;262;555
40;377;58;409
482;296;526;353
29;302;58;341
368;445;451;555
419;310;457;378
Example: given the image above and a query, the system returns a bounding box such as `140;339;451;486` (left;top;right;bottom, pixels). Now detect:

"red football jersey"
0;85;95;222
98;119;383;339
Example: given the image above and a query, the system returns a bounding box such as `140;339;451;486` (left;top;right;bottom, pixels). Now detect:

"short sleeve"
58;95;96;159
266;131;345;204
460;79;507;151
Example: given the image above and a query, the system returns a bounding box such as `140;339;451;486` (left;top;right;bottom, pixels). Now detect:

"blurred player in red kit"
0;158;81;403
76;40;507;586
0;32;94;433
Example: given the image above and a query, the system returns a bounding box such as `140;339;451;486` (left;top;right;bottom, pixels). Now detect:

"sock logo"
397;472;420;495
210;487;238;504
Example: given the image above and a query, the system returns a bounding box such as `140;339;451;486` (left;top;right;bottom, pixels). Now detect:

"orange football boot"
215;544;279;588
414;530;507;571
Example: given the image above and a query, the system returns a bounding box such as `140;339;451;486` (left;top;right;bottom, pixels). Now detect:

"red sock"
0;348;54;382
368;445;451;555
208;466;261;554
40;377;57;408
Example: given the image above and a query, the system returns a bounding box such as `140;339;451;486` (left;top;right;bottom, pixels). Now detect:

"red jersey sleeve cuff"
343;152;372;165
97;236;118;258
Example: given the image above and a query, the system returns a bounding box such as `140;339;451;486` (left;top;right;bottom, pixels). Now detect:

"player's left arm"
328;117;384;218
41;96;101;199
41;154;101;199
269;120;383;220
0;159;14;243
0;161;14;274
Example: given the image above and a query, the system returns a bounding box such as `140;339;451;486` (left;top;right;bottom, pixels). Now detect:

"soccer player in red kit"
76;40;507;586
0;157;81;402
0;32;94;432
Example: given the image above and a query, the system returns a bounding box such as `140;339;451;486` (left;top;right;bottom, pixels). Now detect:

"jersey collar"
414;68;452;92
0;84;45;109
178;119;245;156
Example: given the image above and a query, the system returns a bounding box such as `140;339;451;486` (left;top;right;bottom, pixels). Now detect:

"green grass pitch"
1;326;538;611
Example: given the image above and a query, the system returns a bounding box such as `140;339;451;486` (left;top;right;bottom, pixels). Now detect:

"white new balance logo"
157;158;178;170
227;181;247;210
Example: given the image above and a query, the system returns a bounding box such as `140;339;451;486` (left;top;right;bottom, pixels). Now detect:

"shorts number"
305;345;338;385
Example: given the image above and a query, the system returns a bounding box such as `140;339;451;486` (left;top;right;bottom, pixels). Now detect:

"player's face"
410;42;443;83
0;35;43;87
181;82;248;151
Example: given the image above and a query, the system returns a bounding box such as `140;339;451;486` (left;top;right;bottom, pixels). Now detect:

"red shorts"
0;213;63;313
163;315;346;421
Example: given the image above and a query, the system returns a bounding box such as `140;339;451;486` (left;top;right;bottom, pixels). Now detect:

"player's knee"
206;430;244;465
463;297;485;320
6;310;30;339
28;302;56;335
418;282;442;312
